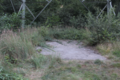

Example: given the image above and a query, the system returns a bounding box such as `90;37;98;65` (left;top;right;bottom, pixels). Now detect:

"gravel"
36;40;106;60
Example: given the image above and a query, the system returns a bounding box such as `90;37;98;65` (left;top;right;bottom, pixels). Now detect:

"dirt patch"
25;69;44;80
36;40;106;60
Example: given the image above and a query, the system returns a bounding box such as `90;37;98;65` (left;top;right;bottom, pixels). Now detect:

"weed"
30;54;47;69
0;64;26;80
111;63;120;68
20;28;46;47
94;59;103;65
38;26;53;41
112;50;120;57
77;64;81;68
0;30;35;63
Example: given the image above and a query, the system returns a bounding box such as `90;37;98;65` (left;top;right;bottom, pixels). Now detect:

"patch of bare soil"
25;69;44;80
36;40;106;60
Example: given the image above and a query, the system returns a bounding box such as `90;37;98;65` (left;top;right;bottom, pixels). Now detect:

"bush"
86;11;120;46
70;15;85;28
45;15;60;27
38;26;53;41
0;30;35;63
0;13;21;31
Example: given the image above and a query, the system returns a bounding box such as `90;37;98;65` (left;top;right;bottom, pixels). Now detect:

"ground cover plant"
0;1;120;79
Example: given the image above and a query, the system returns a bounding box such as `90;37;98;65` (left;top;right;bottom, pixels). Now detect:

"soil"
36;40;106;60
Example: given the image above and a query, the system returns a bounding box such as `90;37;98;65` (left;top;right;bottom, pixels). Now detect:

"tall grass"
0;30;35;63
50;27;88;40
20;28;45;47
97;41;120;58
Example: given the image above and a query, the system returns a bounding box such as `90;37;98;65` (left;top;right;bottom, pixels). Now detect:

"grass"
0;30;35;63
20;28;46;47
0;28;48;79
0;27;120;80
42;60;120;80
96;41;120;59
50;27;89;40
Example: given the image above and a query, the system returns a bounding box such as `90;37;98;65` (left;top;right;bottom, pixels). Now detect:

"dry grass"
0;30;35;62
97;41;120;60
20;28;45;46
0;27;120;80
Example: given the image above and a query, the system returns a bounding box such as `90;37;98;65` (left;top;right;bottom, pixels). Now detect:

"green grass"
113;50;120;57
20;28;46;47
0;27;120;80
50;27;88;40
0;30;35;63
42;61;120;80
111;63;120;68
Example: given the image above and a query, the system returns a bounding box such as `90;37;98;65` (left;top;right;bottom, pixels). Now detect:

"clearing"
36;40;106;60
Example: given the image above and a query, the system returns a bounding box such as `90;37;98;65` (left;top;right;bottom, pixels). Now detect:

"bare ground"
36;40;106;60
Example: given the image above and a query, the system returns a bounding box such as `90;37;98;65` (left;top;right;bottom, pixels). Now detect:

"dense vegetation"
0;0;120;80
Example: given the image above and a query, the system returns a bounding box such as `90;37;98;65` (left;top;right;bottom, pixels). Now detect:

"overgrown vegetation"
0;0;120;80
0;26;119;80
85;12;120;45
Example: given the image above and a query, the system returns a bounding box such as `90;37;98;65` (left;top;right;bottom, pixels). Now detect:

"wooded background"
0;0;120;27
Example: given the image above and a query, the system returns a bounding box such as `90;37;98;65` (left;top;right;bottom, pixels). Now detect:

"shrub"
0;13;21;31
0;30;35;63
70;15;85;28
38;26;53;41
86;11;120;46
51;27;87;40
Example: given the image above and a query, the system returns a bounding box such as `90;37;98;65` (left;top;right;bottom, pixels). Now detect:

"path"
36;40;106;60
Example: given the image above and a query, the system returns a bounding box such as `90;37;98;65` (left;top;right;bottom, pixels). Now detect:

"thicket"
0;0;93;28
85;12;120;45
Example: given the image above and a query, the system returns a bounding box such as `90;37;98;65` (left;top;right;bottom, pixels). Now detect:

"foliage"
70;15;85;28
38;26;53;41
45;15;60;27
86;12;120;46
51;27;87;40
0;64;25;80
0;13;21;31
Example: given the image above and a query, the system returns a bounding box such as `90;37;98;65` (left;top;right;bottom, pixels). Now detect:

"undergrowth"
0;30;35;63
50;27;89;40
0;26;119;80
